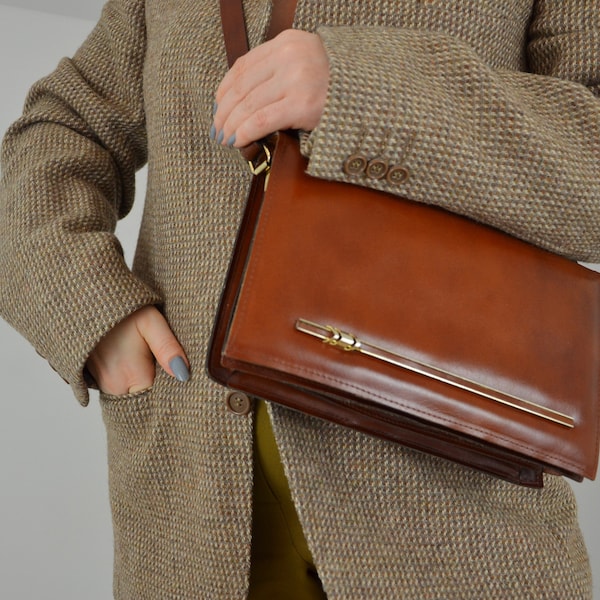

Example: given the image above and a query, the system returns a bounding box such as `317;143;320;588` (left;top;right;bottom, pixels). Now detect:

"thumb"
135;306;190;382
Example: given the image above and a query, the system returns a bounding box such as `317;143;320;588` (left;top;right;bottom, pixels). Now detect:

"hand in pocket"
86;306;189;396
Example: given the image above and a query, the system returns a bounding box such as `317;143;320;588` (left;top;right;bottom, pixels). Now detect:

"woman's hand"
212;29;330;148
86;306;189;396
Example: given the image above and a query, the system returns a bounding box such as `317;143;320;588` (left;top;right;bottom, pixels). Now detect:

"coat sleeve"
304;0;600;262
0;0;161;406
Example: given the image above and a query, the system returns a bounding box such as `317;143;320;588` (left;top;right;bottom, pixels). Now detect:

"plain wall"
0;5;598;599
0;0;101;21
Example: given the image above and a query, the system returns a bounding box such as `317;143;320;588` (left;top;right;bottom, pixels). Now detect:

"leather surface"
208;131;600;487
220;0;297;69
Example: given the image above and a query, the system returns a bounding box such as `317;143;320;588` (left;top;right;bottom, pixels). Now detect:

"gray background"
0;2;597;598
0;0;101;20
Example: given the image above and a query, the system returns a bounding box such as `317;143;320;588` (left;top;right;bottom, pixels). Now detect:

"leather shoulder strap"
220;0;299;67
266;0;298;42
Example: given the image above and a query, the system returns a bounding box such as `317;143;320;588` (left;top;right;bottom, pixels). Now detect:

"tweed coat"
1;0;599;598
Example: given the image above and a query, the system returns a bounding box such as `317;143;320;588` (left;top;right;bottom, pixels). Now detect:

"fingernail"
217;130;225;144
169;356;190;382
213;101;218;115
210;123;217;141
226;133;236;147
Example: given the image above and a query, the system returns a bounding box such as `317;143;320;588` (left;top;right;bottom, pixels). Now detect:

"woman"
1;0;598;597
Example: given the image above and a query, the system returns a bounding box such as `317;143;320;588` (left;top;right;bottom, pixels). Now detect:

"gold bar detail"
295;319;575;429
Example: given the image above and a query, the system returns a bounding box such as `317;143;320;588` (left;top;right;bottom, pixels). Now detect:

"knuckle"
153;338;181;362
241;90;256;113
231;55;249;83
231;75;247;101
253;106;271;130
231;54;246;74
279;41;297;62
277;29;297;45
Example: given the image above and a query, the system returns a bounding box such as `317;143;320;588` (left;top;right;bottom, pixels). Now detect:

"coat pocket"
100;387;155;451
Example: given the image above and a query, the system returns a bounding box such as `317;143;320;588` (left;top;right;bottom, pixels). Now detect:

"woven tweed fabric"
0;0;598;597
269;404;593;599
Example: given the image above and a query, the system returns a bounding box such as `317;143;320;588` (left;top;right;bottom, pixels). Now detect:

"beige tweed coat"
1;0;599;598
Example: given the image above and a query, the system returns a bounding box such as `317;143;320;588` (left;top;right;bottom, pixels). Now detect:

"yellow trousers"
249;400;328;600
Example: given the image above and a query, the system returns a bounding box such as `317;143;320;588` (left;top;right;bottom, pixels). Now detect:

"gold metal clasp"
294;318;575;429
247;142;272;176
323;325;362;352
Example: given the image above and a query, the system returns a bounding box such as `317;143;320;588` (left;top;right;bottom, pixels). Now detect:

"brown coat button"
343;154;368;176
365;158;389;180
226;391;252;415
386;165;410;185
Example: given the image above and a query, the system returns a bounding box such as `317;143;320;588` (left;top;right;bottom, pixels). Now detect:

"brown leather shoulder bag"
208;0;600;487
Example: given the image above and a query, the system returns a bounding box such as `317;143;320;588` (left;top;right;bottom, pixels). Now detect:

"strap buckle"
247;141;273;176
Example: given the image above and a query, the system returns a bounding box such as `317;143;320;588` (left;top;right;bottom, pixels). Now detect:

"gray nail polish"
210;123;216;141
169;356;190;382
226;133;236;147
217;130;225;144
213;101;218;115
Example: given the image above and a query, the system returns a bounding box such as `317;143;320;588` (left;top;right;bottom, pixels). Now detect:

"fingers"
86;316;155;396
212;30;329;148
86;306;189;396
134;306;190;384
